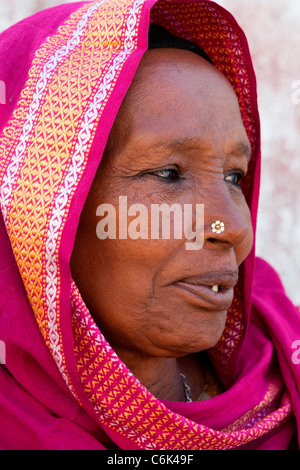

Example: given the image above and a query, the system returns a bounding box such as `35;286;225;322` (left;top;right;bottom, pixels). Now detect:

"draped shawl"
0;0;299;450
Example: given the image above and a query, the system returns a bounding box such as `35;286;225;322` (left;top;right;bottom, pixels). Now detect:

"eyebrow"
146;137;252;162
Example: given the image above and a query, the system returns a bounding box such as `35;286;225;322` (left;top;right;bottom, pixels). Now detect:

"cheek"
94;268;227;357
75;225;181;307
82;238;185;354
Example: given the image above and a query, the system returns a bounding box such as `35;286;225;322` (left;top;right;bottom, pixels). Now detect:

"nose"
203;191;252;252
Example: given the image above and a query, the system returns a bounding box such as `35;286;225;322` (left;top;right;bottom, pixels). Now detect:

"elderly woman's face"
71;48;253;360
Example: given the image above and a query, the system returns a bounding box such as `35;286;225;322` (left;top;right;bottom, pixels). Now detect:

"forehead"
106;48;250;158
129;47;238;101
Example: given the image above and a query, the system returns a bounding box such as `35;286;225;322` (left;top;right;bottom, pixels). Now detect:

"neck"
113;349;206;402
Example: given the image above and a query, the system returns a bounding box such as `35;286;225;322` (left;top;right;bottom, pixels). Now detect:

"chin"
160;329;225;357
176;315;227;355
142;309;227;357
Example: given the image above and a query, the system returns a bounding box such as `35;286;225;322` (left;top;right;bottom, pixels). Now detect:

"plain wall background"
1;0;299;304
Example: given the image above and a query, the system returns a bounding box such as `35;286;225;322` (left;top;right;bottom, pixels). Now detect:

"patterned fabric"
0;0;299;450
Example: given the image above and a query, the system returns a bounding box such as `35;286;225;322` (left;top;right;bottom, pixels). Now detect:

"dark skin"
70;48;253;402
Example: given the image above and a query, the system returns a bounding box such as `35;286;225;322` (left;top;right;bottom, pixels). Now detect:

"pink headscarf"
0;0;299;450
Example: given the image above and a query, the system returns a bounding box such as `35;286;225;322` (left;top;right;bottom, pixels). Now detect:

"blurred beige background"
1;0;299;304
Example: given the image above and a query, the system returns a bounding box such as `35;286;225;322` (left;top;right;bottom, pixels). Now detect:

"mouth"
172;270;238;311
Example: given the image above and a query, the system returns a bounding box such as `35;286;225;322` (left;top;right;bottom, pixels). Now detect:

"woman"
0;0;299;450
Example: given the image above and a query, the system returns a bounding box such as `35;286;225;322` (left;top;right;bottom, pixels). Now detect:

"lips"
172;270;238;311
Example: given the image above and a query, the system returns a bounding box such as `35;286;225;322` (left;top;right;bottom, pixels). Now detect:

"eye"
139;167;182;183
224;171;245;187
153;168;181;180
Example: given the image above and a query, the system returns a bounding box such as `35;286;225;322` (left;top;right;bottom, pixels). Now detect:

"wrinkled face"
70;48;253;360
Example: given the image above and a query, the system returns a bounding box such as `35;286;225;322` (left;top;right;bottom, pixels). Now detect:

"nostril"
206;237;219;244
206;236;231;247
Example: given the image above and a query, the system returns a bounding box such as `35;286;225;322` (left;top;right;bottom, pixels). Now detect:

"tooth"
211;285;219;293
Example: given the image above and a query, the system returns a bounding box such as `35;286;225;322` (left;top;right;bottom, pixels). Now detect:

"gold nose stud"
211;220;225;234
